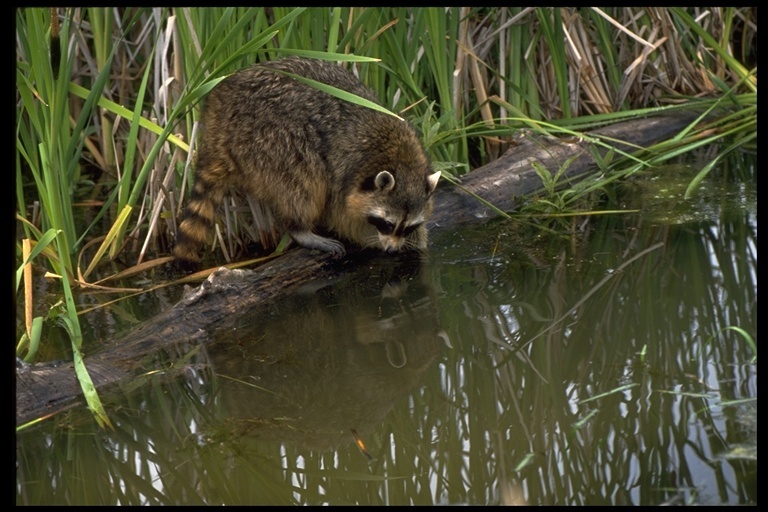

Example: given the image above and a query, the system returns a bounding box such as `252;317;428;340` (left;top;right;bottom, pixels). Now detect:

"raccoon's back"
203;57;379;143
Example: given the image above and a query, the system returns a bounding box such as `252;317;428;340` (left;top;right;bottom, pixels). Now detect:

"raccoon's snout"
378;234;405;253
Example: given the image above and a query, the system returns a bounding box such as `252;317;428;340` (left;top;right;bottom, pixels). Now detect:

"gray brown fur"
173;57;440;269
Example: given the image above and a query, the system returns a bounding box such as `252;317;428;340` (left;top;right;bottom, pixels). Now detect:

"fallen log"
16;112;704;426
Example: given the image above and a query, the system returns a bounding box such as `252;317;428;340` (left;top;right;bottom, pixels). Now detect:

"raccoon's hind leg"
270;157;347;257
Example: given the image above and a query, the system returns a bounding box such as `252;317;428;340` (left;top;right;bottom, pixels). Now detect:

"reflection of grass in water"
15;155;756;505
397;178;756;505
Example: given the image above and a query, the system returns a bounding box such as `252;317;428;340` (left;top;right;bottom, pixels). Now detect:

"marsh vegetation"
16;6;756;477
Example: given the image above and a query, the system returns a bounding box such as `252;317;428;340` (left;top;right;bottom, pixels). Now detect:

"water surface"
16;153;756;505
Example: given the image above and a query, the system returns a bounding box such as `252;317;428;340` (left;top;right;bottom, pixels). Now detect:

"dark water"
16;153;756;505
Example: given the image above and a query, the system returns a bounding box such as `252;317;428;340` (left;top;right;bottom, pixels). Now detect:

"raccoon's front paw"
290;231;347;258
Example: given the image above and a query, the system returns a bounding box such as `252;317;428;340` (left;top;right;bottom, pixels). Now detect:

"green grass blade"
58;265;114;429
275;49;380;63
117;46;155;215
276;70;403;120
82;205;133;279
17;317;44;361
15;229;61;293
67;83;190;153
578;383;640;404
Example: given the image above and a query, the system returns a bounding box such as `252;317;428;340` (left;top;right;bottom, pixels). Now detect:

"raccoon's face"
364;170;441;252
366;209;428;252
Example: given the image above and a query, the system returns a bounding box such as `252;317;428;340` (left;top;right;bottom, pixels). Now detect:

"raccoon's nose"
379;236;404;253
381;240;400;253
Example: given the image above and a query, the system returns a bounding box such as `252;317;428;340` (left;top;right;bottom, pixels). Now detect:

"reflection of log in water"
207;253;445;451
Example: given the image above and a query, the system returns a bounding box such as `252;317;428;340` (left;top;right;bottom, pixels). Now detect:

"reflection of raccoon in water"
173;57;441;270
206;252;446;451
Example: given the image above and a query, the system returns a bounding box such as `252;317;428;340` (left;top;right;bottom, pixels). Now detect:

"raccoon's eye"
402;222;422;236
367;215;395;235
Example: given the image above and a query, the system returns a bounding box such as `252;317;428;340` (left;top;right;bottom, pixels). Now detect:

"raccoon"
173;56;440;270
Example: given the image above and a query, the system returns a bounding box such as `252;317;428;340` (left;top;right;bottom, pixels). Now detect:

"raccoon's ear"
374;171;396;192
427;170;441;193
